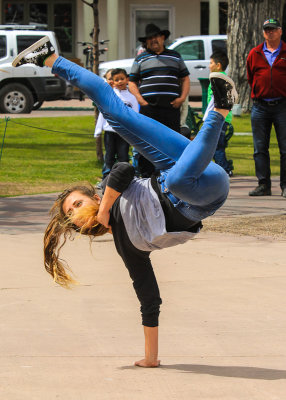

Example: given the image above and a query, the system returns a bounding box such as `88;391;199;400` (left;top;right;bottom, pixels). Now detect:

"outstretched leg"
162;73;238;220
13;38;189;171
50;56;189;171
13;38;238;220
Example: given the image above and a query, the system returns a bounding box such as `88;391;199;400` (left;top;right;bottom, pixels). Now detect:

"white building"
0;1;285;65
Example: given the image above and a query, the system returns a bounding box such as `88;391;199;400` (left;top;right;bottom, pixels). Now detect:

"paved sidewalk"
0;99;95;118
0;98;203;118
0;177;285;400
0;176;284;234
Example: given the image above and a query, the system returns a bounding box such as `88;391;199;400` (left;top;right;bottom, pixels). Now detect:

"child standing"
95;68;139;186
204;51;234;176
94;69;114;183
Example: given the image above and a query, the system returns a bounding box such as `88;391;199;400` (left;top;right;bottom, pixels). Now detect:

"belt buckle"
267;100;277;106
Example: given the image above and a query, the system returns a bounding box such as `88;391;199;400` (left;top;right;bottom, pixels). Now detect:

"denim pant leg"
102;131;116;178
272;102;286;189
116;134;130;163
251;103;272;187
52;57;189;172
214;121;229;171
163;111;229;220
136;105;181;177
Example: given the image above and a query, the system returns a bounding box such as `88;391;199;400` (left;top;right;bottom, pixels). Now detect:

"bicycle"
77;40;109;71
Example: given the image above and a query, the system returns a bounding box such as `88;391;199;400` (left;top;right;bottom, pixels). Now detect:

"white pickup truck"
99;35;227;97
0;25;67;113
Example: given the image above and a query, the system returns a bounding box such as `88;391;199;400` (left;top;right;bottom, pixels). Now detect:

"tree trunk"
92;0;100;76
227;0;284;112
91;1;103;162
80;0;103;161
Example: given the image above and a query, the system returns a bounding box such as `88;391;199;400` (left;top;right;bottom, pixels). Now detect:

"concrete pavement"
1;180;286;397
0;98;203;118
0;99;95;119
0;176;284;234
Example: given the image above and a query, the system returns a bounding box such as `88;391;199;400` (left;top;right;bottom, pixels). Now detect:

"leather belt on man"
254;98;286;106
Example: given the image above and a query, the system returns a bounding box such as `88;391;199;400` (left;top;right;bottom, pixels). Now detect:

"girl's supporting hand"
135;358;161;368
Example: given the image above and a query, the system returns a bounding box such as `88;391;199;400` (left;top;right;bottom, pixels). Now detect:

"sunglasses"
264;27;279;32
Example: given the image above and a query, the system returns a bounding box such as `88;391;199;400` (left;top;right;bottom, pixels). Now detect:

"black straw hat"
138;23;170;42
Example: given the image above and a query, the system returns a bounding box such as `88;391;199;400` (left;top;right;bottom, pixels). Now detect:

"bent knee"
166;174;189;195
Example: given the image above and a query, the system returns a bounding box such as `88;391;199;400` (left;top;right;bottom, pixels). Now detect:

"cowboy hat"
138;23;170;42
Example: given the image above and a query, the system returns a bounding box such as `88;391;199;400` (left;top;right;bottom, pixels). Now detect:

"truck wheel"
0;84;34;114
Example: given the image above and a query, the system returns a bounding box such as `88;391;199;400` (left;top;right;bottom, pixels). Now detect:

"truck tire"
0;83;34;114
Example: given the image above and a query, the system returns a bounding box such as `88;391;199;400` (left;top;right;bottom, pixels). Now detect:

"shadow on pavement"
120;363;286;380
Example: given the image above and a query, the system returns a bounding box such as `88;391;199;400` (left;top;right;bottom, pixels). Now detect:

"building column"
209;0;219;35
107;0;119;60
82;1;94;43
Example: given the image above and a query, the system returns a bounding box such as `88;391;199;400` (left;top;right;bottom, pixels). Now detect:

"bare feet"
134;358;161;368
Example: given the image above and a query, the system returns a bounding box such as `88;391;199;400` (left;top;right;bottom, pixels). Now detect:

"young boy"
94;69;114;185
204;51;234;176
95;68;139;187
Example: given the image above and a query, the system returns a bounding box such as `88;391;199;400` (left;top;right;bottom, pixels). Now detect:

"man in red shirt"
247;18;286;198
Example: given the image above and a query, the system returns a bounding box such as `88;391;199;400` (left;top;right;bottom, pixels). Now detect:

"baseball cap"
263;18;281;29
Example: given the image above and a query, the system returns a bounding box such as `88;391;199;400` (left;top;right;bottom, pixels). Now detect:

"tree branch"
81;0;93;7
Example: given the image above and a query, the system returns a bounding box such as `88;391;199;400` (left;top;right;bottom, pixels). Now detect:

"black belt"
254;98;286;106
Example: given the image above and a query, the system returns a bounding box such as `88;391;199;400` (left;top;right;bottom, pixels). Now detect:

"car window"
0;35;7;59
212;39;227;53
174;40;205;61
16;35;45;53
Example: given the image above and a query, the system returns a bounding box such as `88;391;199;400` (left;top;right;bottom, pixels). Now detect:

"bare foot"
134;359;161;368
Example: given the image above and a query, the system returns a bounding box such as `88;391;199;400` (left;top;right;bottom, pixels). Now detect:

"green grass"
226;134;279;176
0;116;101;196
226;114;279;176
0;114;280;196
231;113;252;132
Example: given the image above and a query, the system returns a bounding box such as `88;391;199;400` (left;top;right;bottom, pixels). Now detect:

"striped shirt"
129;48;190;107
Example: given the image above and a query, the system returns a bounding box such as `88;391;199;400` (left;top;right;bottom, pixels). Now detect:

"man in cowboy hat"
129;23;190;177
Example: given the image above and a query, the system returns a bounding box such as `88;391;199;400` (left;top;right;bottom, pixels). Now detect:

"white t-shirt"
203;96;214;121
94;87;139;137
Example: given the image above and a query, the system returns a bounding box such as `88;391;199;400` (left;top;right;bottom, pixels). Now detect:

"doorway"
130;5;174;57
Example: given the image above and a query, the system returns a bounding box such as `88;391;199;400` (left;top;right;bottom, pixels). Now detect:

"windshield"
0;35;7;59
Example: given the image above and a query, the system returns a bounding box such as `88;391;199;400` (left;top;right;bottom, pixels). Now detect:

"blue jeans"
52;57;229;221
214;121;233;173
251;101;286;189
136;104;181;177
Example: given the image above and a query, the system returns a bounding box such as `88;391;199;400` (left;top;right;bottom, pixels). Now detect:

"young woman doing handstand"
13;37;238;368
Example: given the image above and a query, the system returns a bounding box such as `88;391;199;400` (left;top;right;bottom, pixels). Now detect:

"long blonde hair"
44;185;108;289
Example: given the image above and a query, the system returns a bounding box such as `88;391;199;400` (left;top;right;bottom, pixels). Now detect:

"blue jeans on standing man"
251;100;286;190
